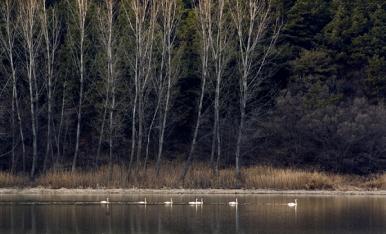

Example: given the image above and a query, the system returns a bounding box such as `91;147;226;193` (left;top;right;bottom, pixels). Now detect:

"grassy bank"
0;164;385;190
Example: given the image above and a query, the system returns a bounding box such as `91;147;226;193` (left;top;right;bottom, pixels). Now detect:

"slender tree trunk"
155;0;178;176
42;6;59;172
14;89;26;172
108;81;115;182
211;47;225;175
102;0;116;181
10;48;25;174
155;76;170;175
129;86;137;172
128;9;139;172
43;73;52;171
72;0;88;172
10;87;15;173
2;0;27;174
19;0;40;178
55;82;66;170
210;72;221;175
210;95;221;175
235;87;246;178
136;92;143;168
144;98;160;171
154;25;167;175
180;72;207;181
180;32;208;180
43;50;53;172
31;58;39;178
72;40;84;172
155;33;170;175
180;0;210;181
29;56;38;178
96;84;110;165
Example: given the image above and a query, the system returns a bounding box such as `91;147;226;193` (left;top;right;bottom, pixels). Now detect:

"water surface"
0;194;385;234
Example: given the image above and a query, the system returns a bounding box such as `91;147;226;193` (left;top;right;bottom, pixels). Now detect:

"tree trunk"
43;72;52;172
181;2;210;181
14;88;25;172
10;54;25;174
211;74;221;175
180;62;207;181
29;57;38;178
72;0;88;172
108;82;115;183
55;82;66;170
72;41;84;172
235;94;246;178
96;83;110;166
155;37;172;176
144;98;159;171
129;86;138;172
136;92;143;168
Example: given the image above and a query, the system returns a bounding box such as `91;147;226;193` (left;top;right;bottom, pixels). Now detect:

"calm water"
0;194;385;234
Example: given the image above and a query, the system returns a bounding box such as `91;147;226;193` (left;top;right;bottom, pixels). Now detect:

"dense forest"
0;0;385;180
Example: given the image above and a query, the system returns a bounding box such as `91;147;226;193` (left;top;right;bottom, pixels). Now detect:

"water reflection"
233;204;239;233
0;195;385;234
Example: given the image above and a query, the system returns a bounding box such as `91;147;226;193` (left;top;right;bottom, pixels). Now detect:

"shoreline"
0;188;385;196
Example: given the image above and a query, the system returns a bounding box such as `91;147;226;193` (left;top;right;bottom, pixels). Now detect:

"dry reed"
0;164;385;190
0;171;28;187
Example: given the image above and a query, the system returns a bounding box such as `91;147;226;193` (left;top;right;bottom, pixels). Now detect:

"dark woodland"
1;0;386;180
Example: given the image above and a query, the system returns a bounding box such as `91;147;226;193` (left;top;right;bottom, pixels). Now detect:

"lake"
0;194;385;234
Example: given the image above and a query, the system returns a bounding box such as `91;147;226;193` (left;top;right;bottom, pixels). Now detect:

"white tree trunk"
19;0;40;178
1;0;26;173
155;0;178;175
72;0;89;172
42;4;60;172
126;0;157;172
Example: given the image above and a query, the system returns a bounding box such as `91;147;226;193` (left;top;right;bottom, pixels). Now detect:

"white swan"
229;198;238;206
164;198;173;205
137;198;147;205
188;198;198;205
100;198;110;204
188;198;203;205
288;199;297;207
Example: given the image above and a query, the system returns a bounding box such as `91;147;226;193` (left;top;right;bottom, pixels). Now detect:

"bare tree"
41;1;60;172
19;0;41;178
125;0;157;171
97;0;118;180
206;0;230;175
0;0;26;173
71;0;89;172
155;0;179;175
180;0;211;181
230;0;281;178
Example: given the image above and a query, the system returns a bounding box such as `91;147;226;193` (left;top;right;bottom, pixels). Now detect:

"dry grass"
1;164;385;190
363;174;386;190
0;171;28;187
37;165;130;189
243;166;341;190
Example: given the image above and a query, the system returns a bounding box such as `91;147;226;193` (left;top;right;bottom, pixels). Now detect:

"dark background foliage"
1;0;386;175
